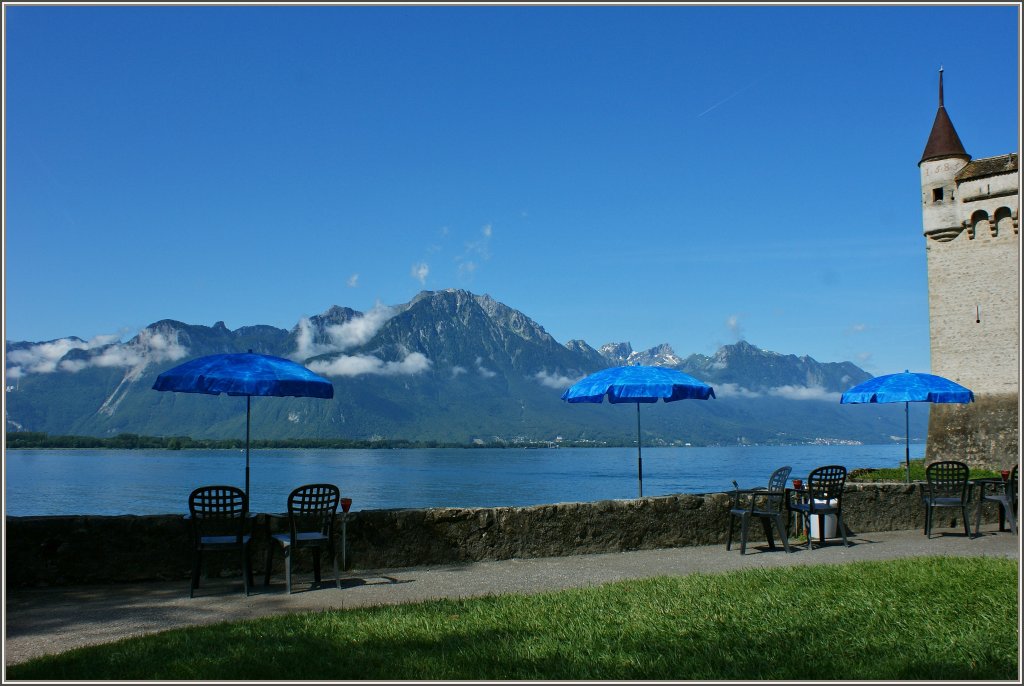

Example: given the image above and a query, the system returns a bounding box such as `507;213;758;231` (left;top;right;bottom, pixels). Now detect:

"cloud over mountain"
308;352;431;377
6;330;186;378
293;303;395;360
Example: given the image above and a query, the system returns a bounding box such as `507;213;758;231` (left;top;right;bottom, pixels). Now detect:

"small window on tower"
932;187;944;202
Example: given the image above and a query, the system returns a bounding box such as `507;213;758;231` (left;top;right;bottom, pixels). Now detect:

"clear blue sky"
4;4;1020;376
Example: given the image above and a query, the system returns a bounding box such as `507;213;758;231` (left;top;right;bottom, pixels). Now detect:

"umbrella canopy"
562;365;715;497
152;352;335;399
153;352;334;501
840;371;974;482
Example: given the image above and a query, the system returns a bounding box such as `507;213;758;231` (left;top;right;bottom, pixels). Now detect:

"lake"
2;444;915;517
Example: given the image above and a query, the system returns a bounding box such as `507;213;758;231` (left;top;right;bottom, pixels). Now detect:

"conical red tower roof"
920;68;969;165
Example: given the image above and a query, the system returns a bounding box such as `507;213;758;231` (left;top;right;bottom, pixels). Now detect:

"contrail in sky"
697;81;757;118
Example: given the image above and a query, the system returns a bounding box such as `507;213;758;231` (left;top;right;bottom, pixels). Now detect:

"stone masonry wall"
926;394;1020;470
925;226;1019;395
5;483;1011;588
923;168;1018;471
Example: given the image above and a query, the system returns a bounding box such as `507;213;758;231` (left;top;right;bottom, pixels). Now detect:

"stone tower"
919;69;1020;469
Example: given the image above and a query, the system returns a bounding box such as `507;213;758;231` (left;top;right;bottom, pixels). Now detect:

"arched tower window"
994;206;1014;237
969;210;990;240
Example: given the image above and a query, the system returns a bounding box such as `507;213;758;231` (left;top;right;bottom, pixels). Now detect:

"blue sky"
4;4;1020;377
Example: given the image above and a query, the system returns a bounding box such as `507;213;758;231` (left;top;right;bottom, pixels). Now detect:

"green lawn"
6;556;1018;681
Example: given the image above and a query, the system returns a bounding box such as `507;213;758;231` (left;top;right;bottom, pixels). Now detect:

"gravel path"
5;525;1019;666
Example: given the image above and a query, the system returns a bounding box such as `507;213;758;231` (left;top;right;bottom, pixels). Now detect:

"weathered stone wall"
924;165;1018;397
926;395;1020;469
4;483;1010;588
921;146;1018;473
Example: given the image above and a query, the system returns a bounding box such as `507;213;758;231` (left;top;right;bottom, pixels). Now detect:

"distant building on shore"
918;68;1019;468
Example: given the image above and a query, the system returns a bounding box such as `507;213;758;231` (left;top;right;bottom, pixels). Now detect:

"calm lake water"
3;444;916;517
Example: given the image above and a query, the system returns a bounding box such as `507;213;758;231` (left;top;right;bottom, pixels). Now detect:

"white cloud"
294;318;316;360
769;385;839;401
726;314;745;340
325;304;393;349
309;352;431;377
412;262;429;285
56;359;89;373
455;224;493;281
6;329;186;378
713;382;839;401
347;273;359;288
846;323;867;334
137;330;188;363
534;369;578;389
293;303;395;360
92;346;146;368
713;382;763;398
451;366;468;377
294;318;317;361
458;261;477;278
475;356;497;378
8;338;92;375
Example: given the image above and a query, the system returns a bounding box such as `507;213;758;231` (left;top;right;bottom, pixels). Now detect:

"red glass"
792;479;803;490
1001;470;1010;481
340;497;352;513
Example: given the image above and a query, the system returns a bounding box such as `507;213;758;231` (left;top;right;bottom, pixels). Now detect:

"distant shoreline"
5;431;901;451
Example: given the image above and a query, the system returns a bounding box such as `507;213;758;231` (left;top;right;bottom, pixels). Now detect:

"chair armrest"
731;488;766;511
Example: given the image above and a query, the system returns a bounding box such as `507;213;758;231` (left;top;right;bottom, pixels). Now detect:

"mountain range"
4;289;923;446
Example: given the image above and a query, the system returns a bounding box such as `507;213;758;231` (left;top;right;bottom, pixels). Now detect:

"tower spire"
919;67;968;165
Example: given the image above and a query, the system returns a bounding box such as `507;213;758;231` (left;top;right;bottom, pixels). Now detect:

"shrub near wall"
4;483;1004;588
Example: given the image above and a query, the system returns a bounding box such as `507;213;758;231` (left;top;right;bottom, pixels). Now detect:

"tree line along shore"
3;431;584;451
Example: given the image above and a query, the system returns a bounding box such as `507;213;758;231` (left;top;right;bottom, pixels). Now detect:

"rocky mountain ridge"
5;289;918;445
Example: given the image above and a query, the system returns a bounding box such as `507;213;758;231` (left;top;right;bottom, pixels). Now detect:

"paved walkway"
5;526;1019;666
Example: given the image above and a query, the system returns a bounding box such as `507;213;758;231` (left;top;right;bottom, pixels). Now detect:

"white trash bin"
808;498;838;539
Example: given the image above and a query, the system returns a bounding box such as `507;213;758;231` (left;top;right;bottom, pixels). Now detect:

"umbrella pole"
246;395;251;505
636;402;643;498
904;401;910;483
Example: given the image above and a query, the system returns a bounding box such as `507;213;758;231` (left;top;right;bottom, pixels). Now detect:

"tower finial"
938;66;944;107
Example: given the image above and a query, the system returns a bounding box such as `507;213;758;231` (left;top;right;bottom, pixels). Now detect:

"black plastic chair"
974;465;1017;537
726;466;792;555
264;483;340;594
187;485;253;598
790;465;850;550
922;460;971;538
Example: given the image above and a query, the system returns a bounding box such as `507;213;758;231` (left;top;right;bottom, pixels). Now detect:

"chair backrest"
763;466;792;512
768;466;792;493
287;483;340;541
925;460;968;499
188;485;248;543
807;465;847;504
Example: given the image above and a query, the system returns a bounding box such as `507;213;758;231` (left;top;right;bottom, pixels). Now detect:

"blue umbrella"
840;370;974;482
152;351;334;500
562;365;715;497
